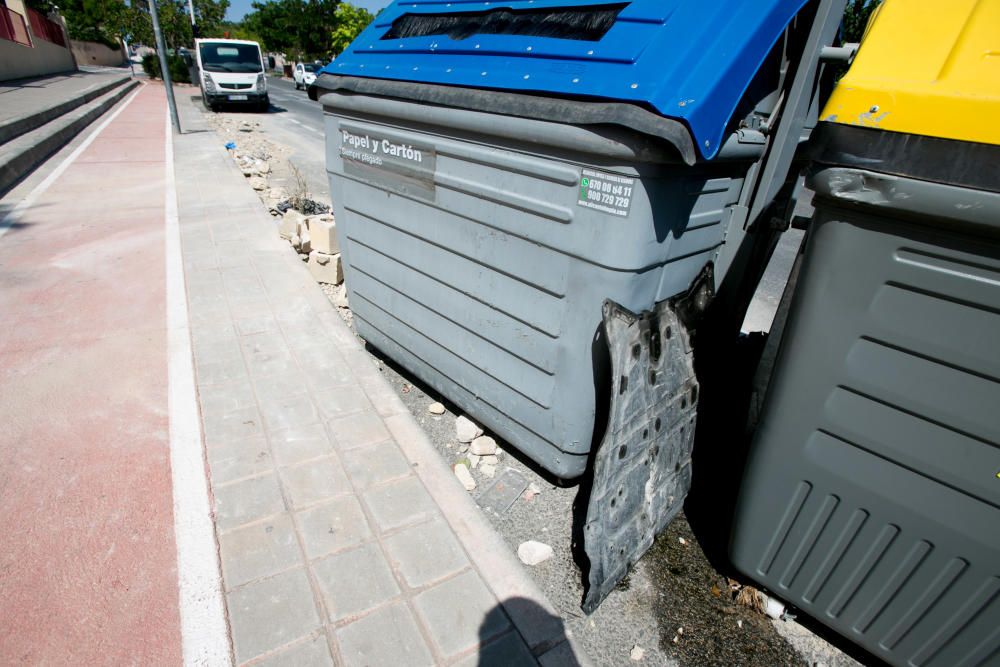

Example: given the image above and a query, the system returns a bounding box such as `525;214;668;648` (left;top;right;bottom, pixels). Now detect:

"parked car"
293;63;317;90
196;38;269;112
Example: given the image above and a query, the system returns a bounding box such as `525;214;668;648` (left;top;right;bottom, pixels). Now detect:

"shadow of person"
476;597;585;666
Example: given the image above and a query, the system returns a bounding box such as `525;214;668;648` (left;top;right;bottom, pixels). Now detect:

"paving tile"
300;363;356;391
252;634;334;667
250;353;301;380
196;352;250;386
312;386;373;420
279;454;351;509
198;380;256;425
214;472;286;532
202;404;263;447
340;440;412;490
229;299;275;321
454;631;536;667
206;434;272;485
382;518;469;588
296;495;372;559
228;568;320;663
234;313;280;336
218;514;302;589
259;393;322;433
329;411;392;451
336;602;434;667
413;570;510;659
252;368;311;405
313;542;400;621
270;423;336;467
362;476;438;532
294;343;346;371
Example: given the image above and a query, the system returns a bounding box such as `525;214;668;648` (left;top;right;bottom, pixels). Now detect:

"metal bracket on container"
581;295;699;613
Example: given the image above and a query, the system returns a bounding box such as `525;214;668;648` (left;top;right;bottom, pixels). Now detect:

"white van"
195;38;269;112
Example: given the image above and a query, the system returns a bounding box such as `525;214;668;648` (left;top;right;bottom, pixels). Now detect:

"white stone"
256;160;271;174
455;415;483;443
630;645;645;661
268;187;288;200
517;540;553;566
307;214;339;255
480;455;498;466
333;285;349;309
298;230;311;254
308;251;343;284
249;176;267;190
479;463;496;479
454;463;476;491
428;402;445;415
468;453;481;468
469;435;497;456
290;234;301;250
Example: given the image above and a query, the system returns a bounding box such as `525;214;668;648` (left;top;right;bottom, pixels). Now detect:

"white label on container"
339;128;436;200
577;169;635;217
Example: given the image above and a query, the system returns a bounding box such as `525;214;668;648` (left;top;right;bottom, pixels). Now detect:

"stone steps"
0;76;139;195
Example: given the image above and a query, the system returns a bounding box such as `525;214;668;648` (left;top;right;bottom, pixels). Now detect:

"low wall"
71;40;125;67
0;35;76;81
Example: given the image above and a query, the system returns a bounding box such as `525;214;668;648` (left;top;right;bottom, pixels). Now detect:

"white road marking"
0;81;145;241
164;108;233;665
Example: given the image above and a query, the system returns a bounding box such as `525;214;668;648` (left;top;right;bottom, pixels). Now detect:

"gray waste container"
316;0;849;612
731;2;1000;661
730;126;1000;667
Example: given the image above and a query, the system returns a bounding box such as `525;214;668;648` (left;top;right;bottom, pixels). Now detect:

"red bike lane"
0;84;183;664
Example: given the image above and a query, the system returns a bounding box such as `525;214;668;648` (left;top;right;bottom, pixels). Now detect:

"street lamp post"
149;0;181;132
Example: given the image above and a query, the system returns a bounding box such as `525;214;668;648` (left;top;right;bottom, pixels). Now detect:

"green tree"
330;1;373;55
59;0;130;49
243;0;340;60
841;0;881;43
127;0;230;49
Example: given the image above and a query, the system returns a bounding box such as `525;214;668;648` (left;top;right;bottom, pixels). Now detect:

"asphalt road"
215;82;857;666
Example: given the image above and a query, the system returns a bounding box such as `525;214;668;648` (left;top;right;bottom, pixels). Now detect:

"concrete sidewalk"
174;96;585;664
174;95;582;665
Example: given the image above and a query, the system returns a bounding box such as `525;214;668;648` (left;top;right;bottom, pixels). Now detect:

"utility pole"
149;0;182;132
186;0;197;35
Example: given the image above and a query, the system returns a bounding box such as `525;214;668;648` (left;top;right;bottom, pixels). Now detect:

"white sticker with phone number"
577;169;635;217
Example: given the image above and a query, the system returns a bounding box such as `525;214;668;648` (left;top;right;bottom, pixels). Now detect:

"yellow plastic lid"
820;0;1000;145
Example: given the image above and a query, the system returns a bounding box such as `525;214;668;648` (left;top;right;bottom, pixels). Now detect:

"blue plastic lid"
321;0;808;159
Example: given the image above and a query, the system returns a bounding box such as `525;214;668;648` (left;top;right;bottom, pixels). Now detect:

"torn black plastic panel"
581;296;700;613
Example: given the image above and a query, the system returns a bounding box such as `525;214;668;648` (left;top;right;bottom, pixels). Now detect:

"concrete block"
307;214;339;255
279;210;306;240
308;251;343;285
314;543;400;620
